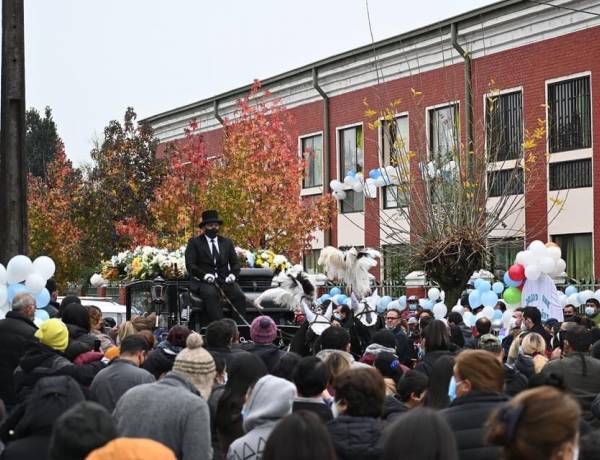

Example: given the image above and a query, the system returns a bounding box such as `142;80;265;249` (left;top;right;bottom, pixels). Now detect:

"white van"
58;296;126;325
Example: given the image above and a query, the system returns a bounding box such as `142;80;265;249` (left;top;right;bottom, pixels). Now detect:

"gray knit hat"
173;333;216;399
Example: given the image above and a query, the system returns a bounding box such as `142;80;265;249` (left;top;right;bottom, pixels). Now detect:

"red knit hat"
250;316;278;344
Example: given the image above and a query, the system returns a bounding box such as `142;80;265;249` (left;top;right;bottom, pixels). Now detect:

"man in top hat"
185;210;247;323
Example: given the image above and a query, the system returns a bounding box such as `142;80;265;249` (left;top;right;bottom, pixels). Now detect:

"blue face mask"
448;376;457;402
334;313;343;321
409;303;417;311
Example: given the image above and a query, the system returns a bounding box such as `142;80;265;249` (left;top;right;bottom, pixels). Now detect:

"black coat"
441;391;508;460
184;235;241;290
390;326;411;365
293;400;333;423
503;364;528;396
13;341;104;402
240;342;285;373
382;395;408;421
327;415;385;460
0;312;37;406
414;350;454;377
142;346;178;380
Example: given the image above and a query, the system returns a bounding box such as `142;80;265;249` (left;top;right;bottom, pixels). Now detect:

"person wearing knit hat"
242;316;285;372
114;333;214;460
85;438;176;460
35;318;69;352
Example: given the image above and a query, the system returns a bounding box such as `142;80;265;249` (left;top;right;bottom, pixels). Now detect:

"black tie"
211;239;219;271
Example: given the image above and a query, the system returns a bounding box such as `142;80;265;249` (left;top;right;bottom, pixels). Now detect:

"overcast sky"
24;0;497;165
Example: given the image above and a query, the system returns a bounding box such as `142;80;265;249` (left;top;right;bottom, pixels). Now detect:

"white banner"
521;273;564;322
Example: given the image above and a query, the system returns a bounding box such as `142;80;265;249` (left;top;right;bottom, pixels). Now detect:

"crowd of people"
1;285;600;460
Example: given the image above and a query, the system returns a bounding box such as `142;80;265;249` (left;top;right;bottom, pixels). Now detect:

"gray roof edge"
141;0;528;124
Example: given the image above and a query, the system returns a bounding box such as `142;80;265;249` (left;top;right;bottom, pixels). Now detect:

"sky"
23;0;498;166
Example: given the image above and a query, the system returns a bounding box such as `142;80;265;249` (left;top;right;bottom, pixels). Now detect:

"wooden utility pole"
0;0;27;263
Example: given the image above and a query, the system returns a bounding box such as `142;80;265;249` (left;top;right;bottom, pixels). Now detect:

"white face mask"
331;401;341;418
571;445;579;460
508;317;517;330
585;307;595;317
520;322;528;332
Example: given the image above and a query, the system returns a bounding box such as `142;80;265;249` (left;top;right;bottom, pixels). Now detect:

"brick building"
143;0;600;283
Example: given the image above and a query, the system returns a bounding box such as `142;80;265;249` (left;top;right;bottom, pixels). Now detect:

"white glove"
225;274;236;284
204;274;216;283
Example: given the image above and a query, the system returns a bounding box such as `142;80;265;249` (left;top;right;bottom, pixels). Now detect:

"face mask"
572;445;579;460
204;228;218;239
508;317;517;330
585;307;595;317
385;323;395;330
520;322;528;332
223;372;228;385
448;376;457;402
331;401;341;418
409;303;417;311
333;313;343;321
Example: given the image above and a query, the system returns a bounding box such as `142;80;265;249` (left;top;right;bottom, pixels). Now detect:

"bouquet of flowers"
235;247;291;273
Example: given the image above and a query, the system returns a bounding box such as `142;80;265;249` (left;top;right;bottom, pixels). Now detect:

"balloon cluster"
559;285;600;308
317;287;352;307
0;255;56;320
467;278;503;310
329;167;401;201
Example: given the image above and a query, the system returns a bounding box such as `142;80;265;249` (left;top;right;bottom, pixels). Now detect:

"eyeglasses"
385;316;400;321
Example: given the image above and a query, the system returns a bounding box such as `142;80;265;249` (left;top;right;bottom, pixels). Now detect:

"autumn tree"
76;107;166;265
28;140;84;287
25;106;59;178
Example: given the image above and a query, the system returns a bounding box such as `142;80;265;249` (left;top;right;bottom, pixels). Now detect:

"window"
549;159;592;190
429;104;459;163
382;244;412;297
303;249;321;274
487;168;524;197
339;126;364;213
489;238;524;273
381;116;409;209
548;76;591;153
486;91;523;161
301;134;323;188
552;234;593;282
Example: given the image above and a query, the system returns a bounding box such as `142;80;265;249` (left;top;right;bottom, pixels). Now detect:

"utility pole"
0;0;27;263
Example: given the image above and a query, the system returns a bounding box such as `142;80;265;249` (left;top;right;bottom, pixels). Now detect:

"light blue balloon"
34;288;51;308
329;287;342;297
468;290;481;309
399;295;407;307
422;299;433;310
7;283;28;303
481;290;498;308
35;308;50;323
565;285;578;297
493;309;503;320
578;291;588;305
321;294;331;301
369;169;381;179
477;280;491;293
347;170;356;177
379;296;392;309
492;282;504;294
503;272;520;288
474;279;485;290
345;297;353;306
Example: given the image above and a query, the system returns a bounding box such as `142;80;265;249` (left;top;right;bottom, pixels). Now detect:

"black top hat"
198;210;223;227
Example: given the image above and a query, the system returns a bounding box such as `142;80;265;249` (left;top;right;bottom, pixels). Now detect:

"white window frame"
335;122;365;214
425;101;460;162
298;130;324;196
378;112;409;210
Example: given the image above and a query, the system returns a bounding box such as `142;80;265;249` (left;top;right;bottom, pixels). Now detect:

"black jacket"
240;342;285;373
382;395;408;421
441;391;508;460
142;345;179;380
390;326;411;365
293;400;333;423
13;341;104;402
327;415;385;460
63;324;96;361
185;235;241;290
0;311;37;406
503;364;528;396
414;350;454;377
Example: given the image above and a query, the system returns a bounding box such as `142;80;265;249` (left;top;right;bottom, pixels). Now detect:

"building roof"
141;0;529;124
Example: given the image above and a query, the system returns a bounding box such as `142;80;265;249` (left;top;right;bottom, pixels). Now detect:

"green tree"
25;106;59;178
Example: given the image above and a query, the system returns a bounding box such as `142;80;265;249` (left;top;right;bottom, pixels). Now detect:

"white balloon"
521;250;537;267
559;294;569;307
481;306;494;320
567;293;580;306
7;255;33;284
374;177;386;187
451;305;464;314
515;251;527;265
25;273;46;294
463;311;474;327
528;240;546;257
343;175;356;186
329;180;344;192
0;264;6;285
540;257;556;274
33;256;56;280
428;287;441;301
352;180;364;192
365;182;377;198
433;303;447;319
556;259;567;273
332;190;347;200
475;311;485;321
387;300;400;310
547;246;561;260
524;264;541;281
0;284;7;306
502;310;513;330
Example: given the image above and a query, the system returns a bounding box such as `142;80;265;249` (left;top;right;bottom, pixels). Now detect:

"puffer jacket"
327;415;385;460
414;350;454;377
142;341;181;380
441;391;508;460
514;354;535;379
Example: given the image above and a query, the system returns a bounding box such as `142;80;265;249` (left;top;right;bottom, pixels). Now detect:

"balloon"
33;256;56;280
556;259;567;273
493;309;503;320
329;180;344;192
468;290;481;309
428;287;441;301
463;311;474;327
352;181;364;192
333;190;347;200
492;282;504;294
547;246;561;260
529;240;546;256
451;305;464;314
347;170;356;177
25;273;46;294
477;280;491;293
508;264;525;282
521;250;537;267
321;294;332;301
0;285;7;306
34;308;49;325
567;293;580;306
481;306;495;320
387;300;400;310
399;295;407;308
474;279;485;290
502;310;513;330
368;169;381;179
565;285;578;297
345;297;353;306
559;293;569;307
6;255;33;284
329;287;341;296
578;290;594;305
524;264;541;281
503;272;520;288
481;291;499;308
540;257;556;274
0;264;6;285
503;287;522;305
433;303;447;319
545;241;560;248
379;296;392;309
343;175;356;186
515;251;527;265
7;283;28;303
421;299;433;310
34;288;51;308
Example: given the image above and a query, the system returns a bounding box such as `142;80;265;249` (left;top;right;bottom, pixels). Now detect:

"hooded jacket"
142;341;181;380
227;375;295;460
327;415;385;460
